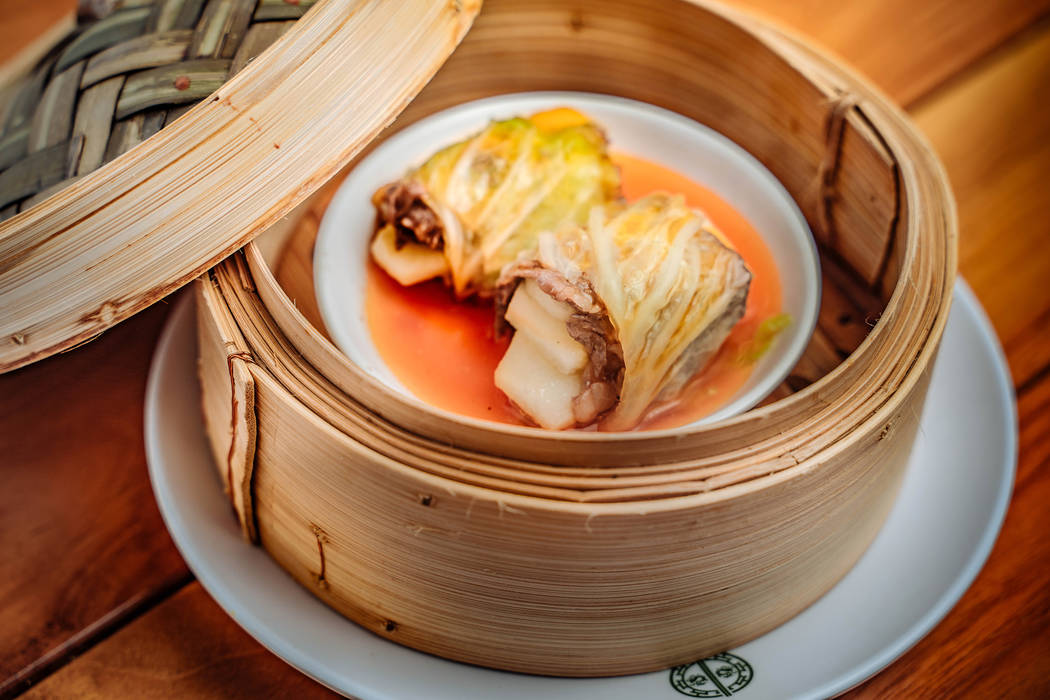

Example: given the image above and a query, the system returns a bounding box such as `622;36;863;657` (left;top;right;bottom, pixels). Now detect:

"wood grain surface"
21;584;338;700
1;0;1049;698
913;21;1050;389
0;0;75;88
0;301;190;698
735;0;1050;106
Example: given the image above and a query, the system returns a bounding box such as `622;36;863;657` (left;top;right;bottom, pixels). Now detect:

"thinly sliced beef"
495;261;601;333
566;312;624;424
373;180;444;250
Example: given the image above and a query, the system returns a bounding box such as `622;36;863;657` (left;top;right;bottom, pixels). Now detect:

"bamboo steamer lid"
0;0;957;679
0;0;480;372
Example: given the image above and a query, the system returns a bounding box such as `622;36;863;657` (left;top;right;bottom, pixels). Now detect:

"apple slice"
370;224;449;286
503;280;588;374
494;331;583;430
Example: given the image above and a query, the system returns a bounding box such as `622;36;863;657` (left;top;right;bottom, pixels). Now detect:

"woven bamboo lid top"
0;0;479;372
0;0;323;212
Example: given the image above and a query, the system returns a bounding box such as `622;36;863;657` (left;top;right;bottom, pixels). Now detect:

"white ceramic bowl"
314;92;820;428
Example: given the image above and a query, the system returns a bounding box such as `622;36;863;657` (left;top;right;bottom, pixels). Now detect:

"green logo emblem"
669;652;754;697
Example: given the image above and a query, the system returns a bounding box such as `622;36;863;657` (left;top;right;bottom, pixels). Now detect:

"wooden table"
2;1;1048;697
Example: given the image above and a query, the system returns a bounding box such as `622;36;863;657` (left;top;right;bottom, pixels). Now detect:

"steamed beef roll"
370;109;621;298
494;193;752;430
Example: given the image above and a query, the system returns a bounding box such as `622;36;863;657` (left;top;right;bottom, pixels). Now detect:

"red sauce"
365;152;783;430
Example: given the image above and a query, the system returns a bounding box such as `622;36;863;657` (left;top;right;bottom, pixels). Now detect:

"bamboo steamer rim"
0;0;481;373
207;234;933;502
219;0;955;470
189;1;958;676
224;319;939;515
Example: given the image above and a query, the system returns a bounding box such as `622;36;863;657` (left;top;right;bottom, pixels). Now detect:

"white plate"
313;92;821;427
146;281;1015;700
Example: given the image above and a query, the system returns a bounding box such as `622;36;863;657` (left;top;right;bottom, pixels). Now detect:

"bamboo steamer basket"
0;0;956;680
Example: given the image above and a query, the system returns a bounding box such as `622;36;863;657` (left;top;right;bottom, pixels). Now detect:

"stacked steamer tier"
197;0;954;676
0;0;955;679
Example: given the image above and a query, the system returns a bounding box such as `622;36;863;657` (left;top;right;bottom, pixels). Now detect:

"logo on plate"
669;652;754;697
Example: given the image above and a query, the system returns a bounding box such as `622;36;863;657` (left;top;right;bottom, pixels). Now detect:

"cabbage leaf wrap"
495;193;752;430
371;109;621;298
